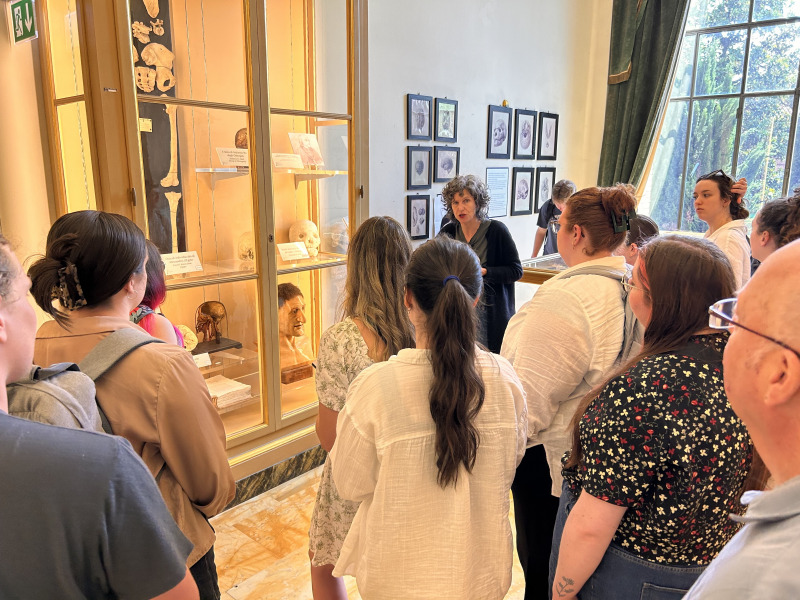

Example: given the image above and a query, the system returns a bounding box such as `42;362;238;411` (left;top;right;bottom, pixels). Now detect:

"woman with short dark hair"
439;174;522;353
330;236;527;599
550;236;763;600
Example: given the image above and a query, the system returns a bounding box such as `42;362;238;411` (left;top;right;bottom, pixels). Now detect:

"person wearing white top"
501;184;637;600
694;170;751;289
330;236;527;600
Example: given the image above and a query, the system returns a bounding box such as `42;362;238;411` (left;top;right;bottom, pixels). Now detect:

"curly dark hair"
696;170;749;220
441;175;490;221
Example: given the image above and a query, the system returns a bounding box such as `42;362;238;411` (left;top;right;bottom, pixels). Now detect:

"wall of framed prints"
370;0;613;256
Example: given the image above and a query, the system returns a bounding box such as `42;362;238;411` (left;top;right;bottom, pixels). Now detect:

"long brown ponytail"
405;236;485;488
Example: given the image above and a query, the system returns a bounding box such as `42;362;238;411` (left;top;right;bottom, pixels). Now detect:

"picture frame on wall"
433;146;460;182
535;166;557;214
407;94;433;140
511;167;535;216
514;109;537;160
537;112;559;160
407;146;432;190
487;104;513;159
433;193;447;236
434;98;458;143
407;194;431;240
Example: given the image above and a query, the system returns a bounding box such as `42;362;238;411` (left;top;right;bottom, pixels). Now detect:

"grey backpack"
8;328;164;433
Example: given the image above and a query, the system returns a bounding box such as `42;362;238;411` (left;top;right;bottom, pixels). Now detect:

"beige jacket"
34;315;235;566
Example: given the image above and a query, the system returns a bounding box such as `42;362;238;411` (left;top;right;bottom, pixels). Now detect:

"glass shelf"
277;251;346;275
520;253;567;285
165;259;257;290
196;167;250;190
273;167;348;188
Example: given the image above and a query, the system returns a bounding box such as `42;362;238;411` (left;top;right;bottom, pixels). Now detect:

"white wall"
366;0;613;258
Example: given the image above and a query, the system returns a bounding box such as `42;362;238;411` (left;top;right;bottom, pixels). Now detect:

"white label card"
162;251;203;276
138;118;152;132
215;147;249;167
272;153;305;169
277;242;310;261
193;353;212;368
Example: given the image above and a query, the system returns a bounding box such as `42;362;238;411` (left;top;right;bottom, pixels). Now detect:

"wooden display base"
192;336;243;356
281;361;314;384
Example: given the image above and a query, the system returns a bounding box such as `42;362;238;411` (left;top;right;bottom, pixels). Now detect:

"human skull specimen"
289;220;321;258
235;128;248;149
132;21;152;43
135;67;156;92
195;301;227;344
238;231;255;262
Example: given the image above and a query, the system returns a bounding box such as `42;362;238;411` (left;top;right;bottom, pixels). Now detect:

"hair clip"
612;209;637;234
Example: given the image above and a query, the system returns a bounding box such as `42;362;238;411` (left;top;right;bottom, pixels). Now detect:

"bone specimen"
151;19;164;36
165;192;181;253
141;43;174;69
132;21;151;43
156;66;175;92
161;103;179;187
135;66;156;92
133;44;139;63
177;325;198;352
143;0;159;19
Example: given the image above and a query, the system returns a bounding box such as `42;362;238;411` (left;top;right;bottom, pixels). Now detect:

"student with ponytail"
329;236;527;599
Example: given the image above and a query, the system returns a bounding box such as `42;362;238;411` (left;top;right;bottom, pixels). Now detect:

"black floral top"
562;333;753;565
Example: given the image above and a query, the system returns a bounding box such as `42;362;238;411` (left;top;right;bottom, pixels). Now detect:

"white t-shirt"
330;347;527;600
704;219;750;290
501;255;626;495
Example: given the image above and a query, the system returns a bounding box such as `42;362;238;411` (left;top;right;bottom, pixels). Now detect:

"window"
642;0;800;232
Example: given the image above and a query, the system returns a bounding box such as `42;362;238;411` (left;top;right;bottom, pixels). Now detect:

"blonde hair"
342;217;415;361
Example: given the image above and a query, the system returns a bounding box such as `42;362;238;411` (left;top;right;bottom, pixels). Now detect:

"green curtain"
597;0;690;187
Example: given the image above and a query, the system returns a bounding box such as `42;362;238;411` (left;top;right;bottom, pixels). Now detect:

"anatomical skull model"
235;128;248;149
195;301;228;344
238;231;255;262
289;220;320;258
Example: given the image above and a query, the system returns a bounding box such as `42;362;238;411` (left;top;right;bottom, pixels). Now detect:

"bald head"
746;239;800;346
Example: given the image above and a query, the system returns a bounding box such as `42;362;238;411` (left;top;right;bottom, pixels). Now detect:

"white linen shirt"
704;219;750;290
501;255;626;495
330;347;527;600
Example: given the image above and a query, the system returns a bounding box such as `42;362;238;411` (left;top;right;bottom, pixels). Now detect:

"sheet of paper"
193;352;212;368
277;242;310;261
162;251;203;276
486;167;509;218
215;147;249;167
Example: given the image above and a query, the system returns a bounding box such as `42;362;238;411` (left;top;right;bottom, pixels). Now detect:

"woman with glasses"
693;170;750;289
750;192;800;265
550;236;765;600
438;175;522;353
501;184;636;599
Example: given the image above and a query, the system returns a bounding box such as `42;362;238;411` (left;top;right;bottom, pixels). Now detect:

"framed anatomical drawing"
514;109;536;160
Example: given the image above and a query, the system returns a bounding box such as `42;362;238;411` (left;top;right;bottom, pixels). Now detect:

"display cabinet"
37;0;364;469
520;254;567;285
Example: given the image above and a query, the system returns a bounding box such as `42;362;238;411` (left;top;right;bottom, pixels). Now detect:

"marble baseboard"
225;445;326;510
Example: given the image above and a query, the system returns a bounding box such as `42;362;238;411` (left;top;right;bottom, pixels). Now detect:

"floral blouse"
562;333;753;564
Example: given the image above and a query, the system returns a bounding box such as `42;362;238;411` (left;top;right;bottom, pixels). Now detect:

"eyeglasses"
708;298;800;359
549;219;561;234
699;169;728;180
620;280;645;293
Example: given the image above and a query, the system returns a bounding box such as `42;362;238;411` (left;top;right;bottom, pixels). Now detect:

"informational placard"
138;118;152;132
216;147;249;167
277;242;310;261
272;153;305;169
162;251;203;276
486;167;510;218
192;352;212;368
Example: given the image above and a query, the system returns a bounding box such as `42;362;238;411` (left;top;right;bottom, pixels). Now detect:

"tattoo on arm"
555;576;575;597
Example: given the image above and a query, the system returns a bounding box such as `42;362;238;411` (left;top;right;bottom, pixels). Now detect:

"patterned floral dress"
562;333;753;564
308;318;374;566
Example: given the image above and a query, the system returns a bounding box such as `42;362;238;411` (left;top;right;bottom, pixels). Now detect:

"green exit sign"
10;0;37;44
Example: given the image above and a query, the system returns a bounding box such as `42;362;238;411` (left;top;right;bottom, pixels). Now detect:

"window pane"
681;97;739;232
672;35;696;97
736;95;794;212
57;101;97;212
789;117;800;193
695;30;746;96
47;0;84;98
746;23;800;92
646;101;689;231
753;0;800;20
687;0;750;29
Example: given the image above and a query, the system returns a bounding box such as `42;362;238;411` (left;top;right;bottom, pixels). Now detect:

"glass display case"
37;0;362;469
520;254;567;285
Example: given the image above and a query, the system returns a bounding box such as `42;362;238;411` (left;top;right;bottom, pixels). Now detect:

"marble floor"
211;466;527;599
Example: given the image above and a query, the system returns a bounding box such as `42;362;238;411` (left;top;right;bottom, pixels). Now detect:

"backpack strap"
30;362;81;381
79;328;165;434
